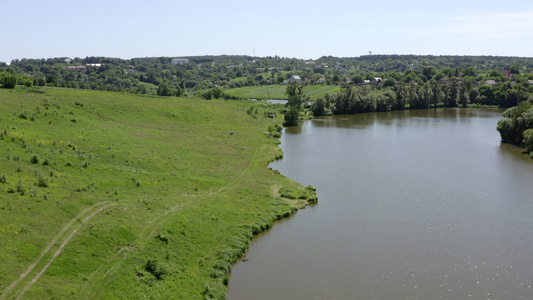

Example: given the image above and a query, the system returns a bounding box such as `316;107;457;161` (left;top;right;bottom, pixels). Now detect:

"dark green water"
228;108;533;300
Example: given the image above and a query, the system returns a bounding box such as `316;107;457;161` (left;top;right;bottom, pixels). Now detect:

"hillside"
0;87;314;299
4;55;533;97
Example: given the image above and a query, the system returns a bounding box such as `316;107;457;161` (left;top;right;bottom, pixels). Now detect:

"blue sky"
2;0;533;63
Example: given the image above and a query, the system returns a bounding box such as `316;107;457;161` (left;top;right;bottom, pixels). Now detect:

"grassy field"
224;84;341;100
0;87;315;299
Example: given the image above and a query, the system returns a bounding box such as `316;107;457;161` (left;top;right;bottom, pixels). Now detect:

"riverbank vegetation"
310;79;530;117
2;53;533;298
497;101;533;157
0;87;314;299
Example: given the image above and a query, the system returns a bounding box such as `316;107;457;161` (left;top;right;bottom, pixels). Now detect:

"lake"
227;108;533;300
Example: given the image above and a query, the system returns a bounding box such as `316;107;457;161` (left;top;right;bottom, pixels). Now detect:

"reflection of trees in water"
295;108;504;130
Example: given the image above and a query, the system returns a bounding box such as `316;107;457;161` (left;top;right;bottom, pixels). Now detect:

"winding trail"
1;202;116;300
2;137;277;299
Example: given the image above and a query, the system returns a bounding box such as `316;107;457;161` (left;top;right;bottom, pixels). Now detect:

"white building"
171;58;190;65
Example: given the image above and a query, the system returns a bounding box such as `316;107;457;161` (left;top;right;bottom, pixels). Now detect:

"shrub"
0;174;6;184
144;259;168;280
30;155;39;164
16;181;25;195
1;74;17;89
36;177;48;187
155;232;169;244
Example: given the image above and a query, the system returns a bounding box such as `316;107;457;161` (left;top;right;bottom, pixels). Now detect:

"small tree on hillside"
157;82;172;96
1;74;17;89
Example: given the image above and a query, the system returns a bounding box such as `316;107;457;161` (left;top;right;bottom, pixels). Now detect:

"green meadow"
224;85;341;100
0;88;315;299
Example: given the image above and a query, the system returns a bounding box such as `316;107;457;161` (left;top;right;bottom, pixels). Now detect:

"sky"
2;0;533;63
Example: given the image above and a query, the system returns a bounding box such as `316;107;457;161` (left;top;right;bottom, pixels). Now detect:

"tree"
136;84;148;94
383;78;395;87
523;128;533;153
497;102;533;144
285;83;308;108
311;98;326;116
460;84;469;108
157;82;172;96
283;106;300;126
0;73;17;89
352;74;363;84
422;66;437;80
509;64;520;75
464;66;476;77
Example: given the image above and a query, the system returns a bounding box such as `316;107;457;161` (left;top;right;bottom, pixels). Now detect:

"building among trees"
171;58;190;65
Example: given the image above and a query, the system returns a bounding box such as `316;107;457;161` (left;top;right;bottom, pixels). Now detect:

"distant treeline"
310;79;531;116
2;54;533;99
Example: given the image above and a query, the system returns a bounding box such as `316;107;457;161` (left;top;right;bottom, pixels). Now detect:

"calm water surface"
227;108;533;300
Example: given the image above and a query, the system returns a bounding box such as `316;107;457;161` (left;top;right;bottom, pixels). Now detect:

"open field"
0;87;314;299
224;85;341;100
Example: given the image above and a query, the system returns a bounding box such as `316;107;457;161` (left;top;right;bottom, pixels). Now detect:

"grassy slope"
0;88;309;299
224;85;341;100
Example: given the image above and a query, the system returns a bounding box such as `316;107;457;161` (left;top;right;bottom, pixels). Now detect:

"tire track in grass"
78;200;191;298
0;202;114;300
13;203;117;300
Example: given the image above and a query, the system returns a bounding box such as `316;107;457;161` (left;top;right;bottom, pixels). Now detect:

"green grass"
224;84;341;100
0;87;312;299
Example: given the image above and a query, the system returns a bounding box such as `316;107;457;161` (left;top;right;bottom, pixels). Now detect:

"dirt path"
1;202;116;300
2;141;269;299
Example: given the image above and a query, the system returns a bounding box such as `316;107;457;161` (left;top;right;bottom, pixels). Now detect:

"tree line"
310;80;531;116
4;55;533;96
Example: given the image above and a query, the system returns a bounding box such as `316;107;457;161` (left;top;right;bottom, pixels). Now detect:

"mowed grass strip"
0;87;307;299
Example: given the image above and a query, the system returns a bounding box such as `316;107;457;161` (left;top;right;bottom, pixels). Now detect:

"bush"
524;128;533;152
36;177;48;187
1;74;17;89
144;259;168;280
30;155;39;164
16;181;25;195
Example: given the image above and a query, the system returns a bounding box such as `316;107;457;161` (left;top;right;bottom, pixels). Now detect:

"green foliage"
311;97;326;116
279;185;318;204
1;73;17;89
157;82;172;96
29;155;39;164
523;128;533;152
286;83;309;108
0;87;300;299
144;259;169;280
36;176;48;187
283;106;300;126
497;101;533;145
5;54;533;100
